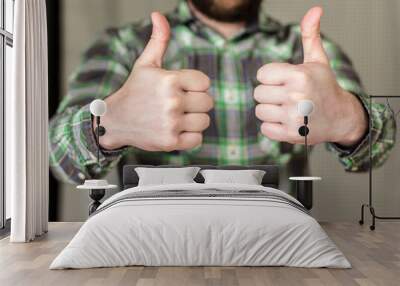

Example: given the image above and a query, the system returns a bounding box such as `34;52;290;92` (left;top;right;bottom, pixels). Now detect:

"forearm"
327;96;396;172
333;90;368;147
49;104;123;184
316;36;396;170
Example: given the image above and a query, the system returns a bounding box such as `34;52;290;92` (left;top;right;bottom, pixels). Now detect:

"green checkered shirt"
49;0;396;184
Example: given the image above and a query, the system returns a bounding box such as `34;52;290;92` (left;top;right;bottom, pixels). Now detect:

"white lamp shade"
90;99;107;117
297;100;314;116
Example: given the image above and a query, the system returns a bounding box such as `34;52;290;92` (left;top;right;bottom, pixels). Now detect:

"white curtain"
7;0;49;242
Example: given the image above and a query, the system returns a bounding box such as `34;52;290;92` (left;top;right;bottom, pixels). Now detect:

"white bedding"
50;183;350;269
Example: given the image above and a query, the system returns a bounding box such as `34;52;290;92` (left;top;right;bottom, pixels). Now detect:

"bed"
50;165;350;269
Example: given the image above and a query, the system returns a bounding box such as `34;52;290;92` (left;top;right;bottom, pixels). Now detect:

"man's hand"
254;7;367;147
98;12;213;151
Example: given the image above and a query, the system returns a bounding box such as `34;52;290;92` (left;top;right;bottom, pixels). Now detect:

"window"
0;0;14;232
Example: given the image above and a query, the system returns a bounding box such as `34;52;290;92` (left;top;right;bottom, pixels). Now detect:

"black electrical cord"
94;117;106;167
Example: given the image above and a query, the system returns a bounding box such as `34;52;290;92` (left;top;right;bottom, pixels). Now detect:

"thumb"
135;12;170;68
301;6;329;65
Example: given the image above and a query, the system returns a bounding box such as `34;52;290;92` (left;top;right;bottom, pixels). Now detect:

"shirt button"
225;90;237;104
228;145;240;159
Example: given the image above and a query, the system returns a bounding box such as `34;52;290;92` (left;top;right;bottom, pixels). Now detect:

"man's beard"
189;0;262;23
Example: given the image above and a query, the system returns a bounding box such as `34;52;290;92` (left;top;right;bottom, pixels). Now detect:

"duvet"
50;183;350;269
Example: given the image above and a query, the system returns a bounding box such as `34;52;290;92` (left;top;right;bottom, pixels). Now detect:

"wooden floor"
0;222;399;286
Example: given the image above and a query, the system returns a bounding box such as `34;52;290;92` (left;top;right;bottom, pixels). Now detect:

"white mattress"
50;183;350;269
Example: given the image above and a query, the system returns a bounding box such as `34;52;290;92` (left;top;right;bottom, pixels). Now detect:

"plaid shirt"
49;1;396;184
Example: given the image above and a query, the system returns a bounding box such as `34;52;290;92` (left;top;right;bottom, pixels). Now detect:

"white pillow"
135;167;200;186
200;169;266;185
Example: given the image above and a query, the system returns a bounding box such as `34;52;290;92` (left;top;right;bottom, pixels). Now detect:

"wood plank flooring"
0;222;399;286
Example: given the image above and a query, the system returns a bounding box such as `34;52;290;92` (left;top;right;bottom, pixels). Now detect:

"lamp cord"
304;116;308;169
305;132;308;166
96;116;100;166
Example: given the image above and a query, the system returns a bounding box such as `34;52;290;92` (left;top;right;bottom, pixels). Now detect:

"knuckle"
165;96;183;112
289;92;306;103
289;128;302;141
162;73;180;89
161;135;179;152
295;116;303;126
289;112;304;126
165;117;180;133
295;70;312;88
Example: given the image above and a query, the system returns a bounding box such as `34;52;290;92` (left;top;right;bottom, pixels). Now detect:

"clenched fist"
254;7;367;147
98;12;213;151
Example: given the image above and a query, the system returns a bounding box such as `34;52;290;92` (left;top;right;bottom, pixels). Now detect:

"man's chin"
189;0;262;23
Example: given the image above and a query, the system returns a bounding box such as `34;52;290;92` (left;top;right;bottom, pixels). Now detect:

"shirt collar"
170;0;195;25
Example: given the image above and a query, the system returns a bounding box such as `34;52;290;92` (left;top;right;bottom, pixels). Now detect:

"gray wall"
57;0;400;222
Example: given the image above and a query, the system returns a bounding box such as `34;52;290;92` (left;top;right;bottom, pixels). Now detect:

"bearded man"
49;0;395;184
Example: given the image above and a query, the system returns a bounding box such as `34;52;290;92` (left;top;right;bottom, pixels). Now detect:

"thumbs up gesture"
99;12;213;151
254;7;367;147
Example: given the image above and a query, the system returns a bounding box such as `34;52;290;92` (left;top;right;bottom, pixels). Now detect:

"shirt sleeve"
290;25;396;172
321;37;396;172
49;27;138;184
